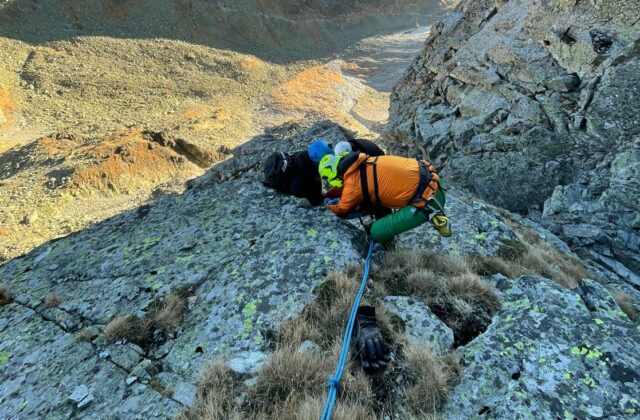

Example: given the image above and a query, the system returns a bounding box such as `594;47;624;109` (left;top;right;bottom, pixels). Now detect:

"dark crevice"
556;26;577;45
479;406;492;415
479;7;498;29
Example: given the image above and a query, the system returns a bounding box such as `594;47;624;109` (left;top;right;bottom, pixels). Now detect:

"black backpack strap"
371;157;380;209
360;163;371;213
359;156;381;216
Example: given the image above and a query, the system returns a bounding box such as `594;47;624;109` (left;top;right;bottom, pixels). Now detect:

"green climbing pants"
369;184;447;244
370;206;429;243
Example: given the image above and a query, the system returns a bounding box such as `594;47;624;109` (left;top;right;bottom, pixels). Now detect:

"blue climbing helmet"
308;139;333;164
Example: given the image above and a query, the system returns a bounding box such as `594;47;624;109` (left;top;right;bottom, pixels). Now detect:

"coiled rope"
320;239;375;420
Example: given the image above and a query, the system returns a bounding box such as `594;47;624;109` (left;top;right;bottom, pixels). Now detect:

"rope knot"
327;377;341;391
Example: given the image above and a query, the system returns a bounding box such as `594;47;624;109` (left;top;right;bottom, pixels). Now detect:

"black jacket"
267;151;323;206
349;139;385;157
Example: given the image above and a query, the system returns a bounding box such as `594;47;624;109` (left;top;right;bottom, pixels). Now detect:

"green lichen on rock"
443;276;640;418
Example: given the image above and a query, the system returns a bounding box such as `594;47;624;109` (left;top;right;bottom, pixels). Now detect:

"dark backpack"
263;152;290;188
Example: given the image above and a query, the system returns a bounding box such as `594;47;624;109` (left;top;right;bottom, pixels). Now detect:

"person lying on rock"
262;147;327;206
318;151;452;243
309;139;391;219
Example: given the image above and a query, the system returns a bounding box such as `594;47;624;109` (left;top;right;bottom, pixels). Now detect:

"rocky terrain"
1;120;639;418
0;1;455;259
385;0;640;288
1;0;640;419
0;0;453;62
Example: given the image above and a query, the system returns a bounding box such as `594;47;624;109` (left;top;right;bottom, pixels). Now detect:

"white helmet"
334;141;352;156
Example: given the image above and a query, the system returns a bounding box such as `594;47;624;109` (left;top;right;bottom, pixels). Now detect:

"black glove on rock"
351;306;391;371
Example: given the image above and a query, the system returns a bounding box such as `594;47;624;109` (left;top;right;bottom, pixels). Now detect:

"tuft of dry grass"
104;291;189;345
251;345;334;412
149;292;188;333
177;364;243;420
400;345;461;417
495;217;591;288
405;270;501;345
104;315;140;343
374;250;501;345
610;290;639;322
43;293;63;308
472;241;589;289
0;284;11;306
182;268;402;419
290;395;374;419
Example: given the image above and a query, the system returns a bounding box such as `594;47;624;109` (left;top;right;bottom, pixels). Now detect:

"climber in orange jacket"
319;152;451;243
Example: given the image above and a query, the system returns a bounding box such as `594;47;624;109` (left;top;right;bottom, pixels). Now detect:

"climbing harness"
320;239;375;420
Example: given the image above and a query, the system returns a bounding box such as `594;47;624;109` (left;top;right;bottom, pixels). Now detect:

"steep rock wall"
385;0;640;286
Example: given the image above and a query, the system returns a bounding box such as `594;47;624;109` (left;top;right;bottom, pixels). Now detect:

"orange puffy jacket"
327;153;439;218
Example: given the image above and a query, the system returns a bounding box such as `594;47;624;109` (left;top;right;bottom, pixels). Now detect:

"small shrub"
0;285;11;306
611;290;639;322
43;293;63;308
400;345;461;417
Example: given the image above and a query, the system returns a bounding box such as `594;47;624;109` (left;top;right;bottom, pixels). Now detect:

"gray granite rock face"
0;121;365;418
385;0;640;286
0;303;181;419
383;296;454;355
397;186;520;257
443;276;640;419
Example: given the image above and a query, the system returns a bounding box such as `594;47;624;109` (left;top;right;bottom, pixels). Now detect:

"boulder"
443;276;640;418
383;296;454;355
385;0;640;284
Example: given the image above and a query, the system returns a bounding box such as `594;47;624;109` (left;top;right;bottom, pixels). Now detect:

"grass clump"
104;315;140;343
148;292;188;333
610;290;639;322
182;268;417;419
472;241;589;289
399;345;461;417
43;293;63;308
104;290;189;345
374;250;501;345
177;364;243;420
0;284;11;306
488;217;591;288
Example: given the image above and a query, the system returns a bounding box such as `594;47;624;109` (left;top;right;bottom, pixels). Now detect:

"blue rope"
320;239;375;420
